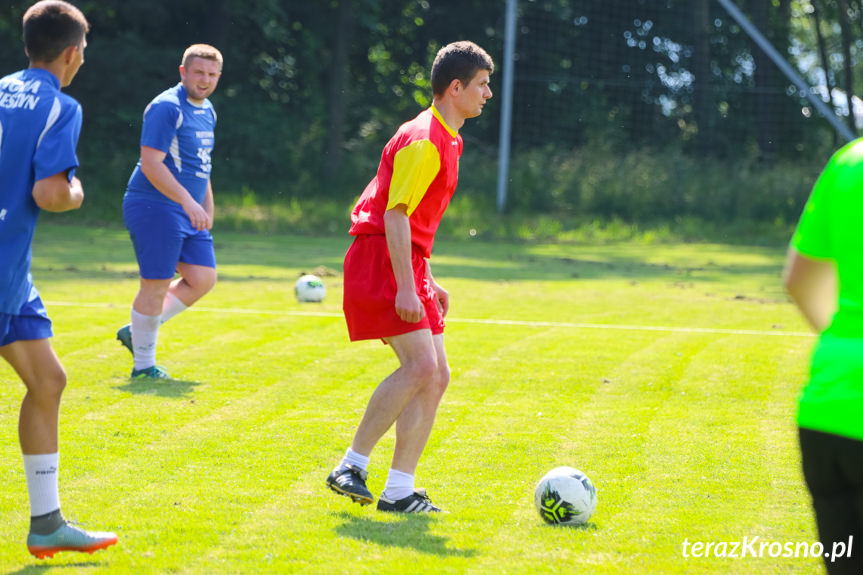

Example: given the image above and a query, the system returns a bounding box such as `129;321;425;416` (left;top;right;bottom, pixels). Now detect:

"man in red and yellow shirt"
328;41;493;514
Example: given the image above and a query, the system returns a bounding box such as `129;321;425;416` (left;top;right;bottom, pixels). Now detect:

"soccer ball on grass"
534;466;597;525
295;274;326;302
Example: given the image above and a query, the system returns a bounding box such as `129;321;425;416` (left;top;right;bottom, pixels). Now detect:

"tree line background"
1;0;861;236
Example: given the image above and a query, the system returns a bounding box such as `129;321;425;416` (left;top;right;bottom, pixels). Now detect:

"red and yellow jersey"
349;106;462;258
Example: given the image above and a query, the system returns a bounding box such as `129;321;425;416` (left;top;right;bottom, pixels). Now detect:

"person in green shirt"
784;139;863;575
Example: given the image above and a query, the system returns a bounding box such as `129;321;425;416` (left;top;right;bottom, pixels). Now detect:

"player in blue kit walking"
0;0;117;558
117;44;222;379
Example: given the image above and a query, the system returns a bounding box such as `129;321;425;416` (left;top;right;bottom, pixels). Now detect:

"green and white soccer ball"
534;466;597;525
295;274;326;302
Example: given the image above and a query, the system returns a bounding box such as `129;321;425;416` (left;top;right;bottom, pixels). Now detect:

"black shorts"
799;427;863;575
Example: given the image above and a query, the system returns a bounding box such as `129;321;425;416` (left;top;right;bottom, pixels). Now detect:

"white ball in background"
295;274;326;302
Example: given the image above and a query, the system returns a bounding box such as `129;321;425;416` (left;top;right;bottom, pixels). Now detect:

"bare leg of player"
390;333;449;475
170;262;217;307
351;329;441;457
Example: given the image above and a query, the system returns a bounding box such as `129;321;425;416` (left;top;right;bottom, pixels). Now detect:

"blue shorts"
0;289;53;347
123;196;216;280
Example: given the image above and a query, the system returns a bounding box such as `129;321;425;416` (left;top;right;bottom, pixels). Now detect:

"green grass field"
0;223;826;574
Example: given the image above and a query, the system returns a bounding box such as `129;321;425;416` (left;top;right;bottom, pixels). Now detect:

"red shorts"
343;234;444;341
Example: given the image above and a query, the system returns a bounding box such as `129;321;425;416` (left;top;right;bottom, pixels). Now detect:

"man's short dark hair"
23;0;89;63
431;41;494;96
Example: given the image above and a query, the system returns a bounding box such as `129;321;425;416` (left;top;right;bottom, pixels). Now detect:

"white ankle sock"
160;292;188;324
131;309;160;370
340;448;369;471
23;453;60;517
383;468;415;501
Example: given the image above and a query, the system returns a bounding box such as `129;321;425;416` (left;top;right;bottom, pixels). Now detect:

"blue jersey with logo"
125;83;216;205
0;68;82;315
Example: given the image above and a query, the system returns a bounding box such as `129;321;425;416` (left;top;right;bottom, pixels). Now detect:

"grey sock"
29;508;65;535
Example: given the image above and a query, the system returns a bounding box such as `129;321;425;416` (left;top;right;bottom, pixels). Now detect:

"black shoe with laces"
326;464;374;505
376;489;441;513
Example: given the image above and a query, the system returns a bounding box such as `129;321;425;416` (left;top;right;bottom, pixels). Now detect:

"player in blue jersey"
117;44;222;379
0;0;117;559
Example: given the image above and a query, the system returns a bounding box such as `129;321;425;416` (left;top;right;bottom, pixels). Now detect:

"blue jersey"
0;68;82;314
125;83;216;205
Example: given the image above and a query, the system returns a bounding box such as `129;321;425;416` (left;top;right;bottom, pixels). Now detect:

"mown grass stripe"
45;300;814;338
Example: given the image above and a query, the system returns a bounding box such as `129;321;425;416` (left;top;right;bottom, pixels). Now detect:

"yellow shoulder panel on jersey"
387;139;441;216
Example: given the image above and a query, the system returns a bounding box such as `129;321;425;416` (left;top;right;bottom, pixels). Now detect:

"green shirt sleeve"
792;160;834;260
